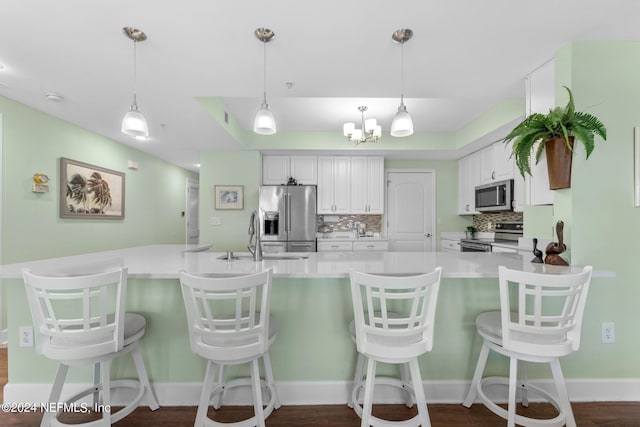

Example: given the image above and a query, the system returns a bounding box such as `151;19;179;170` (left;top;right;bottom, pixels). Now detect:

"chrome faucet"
248;210;263;261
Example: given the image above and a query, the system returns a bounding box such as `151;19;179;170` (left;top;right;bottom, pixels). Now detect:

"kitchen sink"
217;254;309;261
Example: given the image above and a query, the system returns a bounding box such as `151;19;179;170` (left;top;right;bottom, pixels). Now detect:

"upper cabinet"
480;141;514;184
350;157;384;214
525;60;554;205
317;156;351;214
262;155;317;185
458;151;480;215
317;156;385;215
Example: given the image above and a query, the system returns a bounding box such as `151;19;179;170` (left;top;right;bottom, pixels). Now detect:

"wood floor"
1;347;638;426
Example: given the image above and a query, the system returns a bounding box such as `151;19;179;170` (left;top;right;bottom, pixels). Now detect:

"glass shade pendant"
391;28;413;138
390;101;414;137
121;101;149;137
254;102;277;135
254;28;277;135
121;27;149;138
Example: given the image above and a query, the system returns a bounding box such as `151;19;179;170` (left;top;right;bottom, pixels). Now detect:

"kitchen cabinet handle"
291;242;312;247
491;171;496;180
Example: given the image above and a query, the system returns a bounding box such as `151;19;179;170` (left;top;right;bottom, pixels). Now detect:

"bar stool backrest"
498;265;592;357
179;270;273;363
22;268;127;361
350;268;441;361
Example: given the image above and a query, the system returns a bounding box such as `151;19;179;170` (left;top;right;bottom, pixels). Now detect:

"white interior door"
386;170;436;252
186;178;199;245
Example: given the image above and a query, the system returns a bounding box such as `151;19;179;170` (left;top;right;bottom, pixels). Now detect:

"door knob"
424;233;432;238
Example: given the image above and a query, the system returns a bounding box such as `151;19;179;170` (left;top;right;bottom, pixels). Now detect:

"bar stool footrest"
50;379;145;427
477;376;566;427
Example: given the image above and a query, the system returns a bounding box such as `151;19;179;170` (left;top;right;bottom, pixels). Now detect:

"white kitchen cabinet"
513;167;525;212
457;151;481;215
480;141;514;184
353;241;389;251
350;156;384;214
262;155;317;185
525;59;555;205
317;156;351;214
317;241;353;252
440;238;461;252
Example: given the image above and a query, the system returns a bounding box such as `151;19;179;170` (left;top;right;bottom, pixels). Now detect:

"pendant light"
121;27;149;139
253;28;277;135
390;28;414;137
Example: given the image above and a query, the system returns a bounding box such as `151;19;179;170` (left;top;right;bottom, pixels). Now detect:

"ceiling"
2;1;640;172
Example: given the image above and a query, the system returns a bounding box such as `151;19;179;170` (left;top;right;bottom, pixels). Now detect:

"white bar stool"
463;265;593;427
22;267;159;427
349;268;442;427
179;269;280;427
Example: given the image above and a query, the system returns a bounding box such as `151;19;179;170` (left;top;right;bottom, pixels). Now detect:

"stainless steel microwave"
475;179;514;212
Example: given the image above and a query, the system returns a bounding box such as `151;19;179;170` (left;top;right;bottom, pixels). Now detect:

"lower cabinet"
317;241;353;252
440;239;461;253
317;240;388;252
353;241;389;251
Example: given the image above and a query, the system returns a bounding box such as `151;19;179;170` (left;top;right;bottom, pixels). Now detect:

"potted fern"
503;86;606;189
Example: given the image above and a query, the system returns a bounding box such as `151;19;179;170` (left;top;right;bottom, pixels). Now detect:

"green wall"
198;150;261;252
1;95;198;263
552;42;639;376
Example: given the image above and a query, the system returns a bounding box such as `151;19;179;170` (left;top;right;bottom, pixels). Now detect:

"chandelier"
343;106;382;146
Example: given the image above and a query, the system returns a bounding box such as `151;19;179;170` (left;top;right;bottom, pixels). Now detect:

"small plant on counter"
466;226;476;239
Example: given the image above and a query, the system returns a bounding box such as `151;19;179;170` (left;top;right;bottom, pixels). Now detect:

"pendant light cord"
263;41;268;105
400;41;405;107
132;40;138;106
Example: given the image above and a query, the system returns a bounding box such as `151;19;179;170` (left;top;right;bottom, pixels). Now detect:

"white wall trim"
5;379;640;406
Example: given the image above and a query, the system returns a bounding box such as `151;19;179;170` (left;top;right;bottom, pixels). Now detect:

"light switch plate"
210;216;221;226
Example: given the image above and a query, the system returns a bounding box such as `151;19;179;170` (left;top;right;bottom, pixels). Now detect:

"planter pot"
545;136;574;190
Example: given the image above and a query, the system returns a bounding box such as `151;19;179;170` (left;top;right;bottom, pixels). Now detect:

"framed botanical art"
60;157;125;219
214;185;244;210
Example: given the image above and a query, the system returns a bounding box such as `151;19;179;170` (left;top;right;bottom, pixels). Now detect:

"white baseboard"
4;378;640;406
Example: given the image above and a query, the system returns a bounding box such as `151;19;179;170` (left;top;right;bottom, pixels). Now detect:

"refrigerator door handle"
283;193;288;232
287;193;292;233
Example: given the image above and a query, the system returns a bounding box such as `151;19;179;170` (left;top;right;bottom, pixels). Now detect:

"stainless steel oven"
460;240;492;252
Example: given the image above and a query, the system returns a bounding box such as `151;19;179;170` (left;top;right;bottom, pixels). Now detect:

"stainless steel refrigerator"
259;185;317;252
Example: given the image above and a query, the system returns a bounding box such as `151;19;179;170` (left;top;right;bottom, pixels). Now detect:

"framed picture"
60;157;125;219
214;185;244;210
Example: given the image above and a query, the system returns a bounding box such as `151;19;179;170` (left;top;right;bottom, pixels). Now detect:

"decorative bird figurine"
545;221;569;266
531;238;543;263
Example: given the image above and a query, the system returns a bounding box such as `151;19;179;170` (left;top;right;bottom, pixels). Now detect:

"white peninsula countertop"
0;244;611;279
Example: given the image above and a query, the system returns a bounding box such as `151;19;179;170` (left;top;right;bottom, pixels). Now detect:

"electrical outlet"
19;326;33;347
601;322;615;344
210;216;221;226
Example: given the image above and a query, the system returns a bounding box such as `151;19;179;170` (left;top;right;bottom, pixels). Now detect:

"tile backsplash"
473;212;523;232
317;215;382;233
